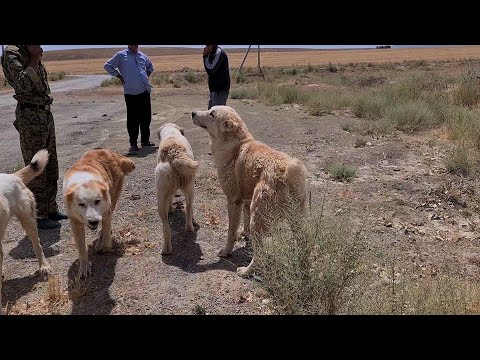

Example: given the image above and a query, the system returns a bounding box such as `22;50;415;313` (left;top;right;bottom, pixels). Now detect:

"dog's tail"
285;157;308;210
160;140;198;177
14;149;49;185
114;153;136;175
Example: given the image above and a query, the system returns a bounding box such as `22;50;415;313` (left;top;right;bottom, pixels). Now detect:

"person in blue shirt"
104;45;155;155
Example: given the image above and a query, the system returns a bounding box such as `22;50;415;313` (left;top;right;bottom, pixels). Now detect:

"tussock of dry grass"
254;207;367;315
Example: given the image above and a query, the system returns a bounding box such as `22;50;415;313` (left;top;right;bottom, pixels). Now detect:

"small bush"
383;100;437;133
324;161;357;182
230;87;259;100
47;71;66;81
453;80;480;107
255;208;366;314
101;77;122;87
445;145;472;175
326;63;339;73
184;71;198;83
235;71;246;84
282;67;299;76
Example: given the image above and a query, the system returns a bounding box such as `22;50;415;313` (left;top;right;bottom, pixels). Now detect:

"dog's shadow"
9;226;61;259
161;203;251;273
125;146;158;158
2;272;49;310
66;237;125;315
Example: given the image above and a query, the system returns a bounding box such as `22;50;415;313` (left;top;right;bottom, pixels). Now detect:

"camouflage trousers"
14;105;59;219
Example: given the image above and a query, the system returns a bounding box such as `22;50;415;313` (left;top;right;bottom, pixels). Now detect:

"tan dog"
63;148;135;278
192;106;307;277
0;150;52;314
156;123;198;255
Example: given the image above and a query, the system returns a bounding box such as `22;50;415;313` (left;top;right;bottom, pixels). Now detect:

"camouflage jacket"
1;45;53;105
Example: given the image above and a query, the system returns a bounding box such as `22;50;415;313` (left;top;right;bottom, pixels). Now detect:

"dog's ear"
157;127;163;141
179;127;185;136
220;118;239;133
65;185;78;205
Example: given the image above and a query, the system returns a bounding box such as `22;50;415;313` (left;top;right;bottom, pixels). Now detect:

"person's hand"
116;74;125;85
27;45;43;70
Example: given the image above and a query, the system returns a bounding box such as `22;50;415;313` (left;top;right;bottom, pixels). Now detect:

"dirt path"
0;75;110;107
1;85;480;314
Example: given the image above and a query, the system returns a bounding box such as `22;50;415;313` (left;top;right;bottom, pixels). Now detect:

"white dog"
0;149;52;314
155;123;198;255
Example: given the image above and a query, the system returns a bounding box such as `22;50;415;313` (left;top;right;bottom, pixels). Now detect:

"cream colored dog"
0;149;52;314
192;106;307;277
156;123;198;255
63;148;135;278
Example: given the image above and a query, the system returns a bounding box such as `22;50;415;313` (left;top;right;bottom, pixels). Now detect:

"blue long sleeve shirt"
104;48;154;95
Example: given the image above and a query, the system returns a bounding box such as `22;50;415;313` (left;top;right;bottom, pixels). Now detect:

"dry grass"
47;71;66;81
324;161;357;182
36;46;480;75
6;275;69;315
254;206;367;315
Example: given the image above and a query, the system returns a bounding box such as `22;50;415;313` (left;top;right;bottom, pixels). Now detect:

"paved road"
0;74;111;107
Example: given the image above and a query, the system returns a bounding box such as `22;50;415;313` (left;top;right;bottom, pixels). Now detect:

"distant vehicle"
376;45;391;49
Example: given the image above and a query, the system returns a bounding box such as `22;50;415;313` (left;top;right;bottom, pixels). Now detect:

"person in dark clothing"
203;45;230;110
2;45;67;229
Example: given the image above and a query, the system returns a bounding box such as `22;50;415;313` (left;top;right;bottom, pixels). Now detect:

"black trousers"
124;90;152;146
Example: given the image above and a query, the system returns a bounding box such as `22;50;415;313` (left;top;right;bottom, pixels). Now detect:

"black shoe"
127;145;139;155
48;212;68;221
37;218;61;229
141;141;155;147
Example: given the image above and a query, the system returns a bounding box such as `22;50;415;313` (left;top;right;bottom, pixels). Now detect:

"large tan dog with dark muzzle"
192;106;307;277
63;148;135;278
156;123;198;255
0;149;52;314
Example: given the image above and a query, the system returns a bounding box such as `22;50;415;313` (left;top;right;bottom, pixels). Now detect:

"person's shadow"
124;146;158;158
66;235;125;315
161;201;251;273
9;226;61;259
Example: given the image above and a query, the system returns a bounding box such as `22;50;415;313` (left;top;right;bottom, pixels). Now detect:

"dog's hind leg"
0;205;8;315
218;200;242;257
184;182;195;232
237;183;279;278
17;203;51;275
242;201;251;241
158;191;173;255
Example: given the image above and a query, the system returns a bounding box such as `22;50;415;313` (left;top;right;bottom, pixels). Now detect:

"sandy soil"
2;75;480;314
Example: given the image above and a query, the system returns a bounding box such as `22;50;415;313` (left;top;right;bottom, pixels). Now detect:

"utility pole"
235;45;265;80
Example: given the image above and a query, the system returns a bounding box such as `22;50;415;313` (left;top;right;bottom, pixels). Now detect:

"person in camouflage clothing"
1;45;67;229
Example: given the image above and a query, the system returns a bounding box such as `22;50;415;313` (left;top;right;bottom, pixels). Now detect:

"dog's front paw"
38;263;52;276
78;260;92;279
218;248;232;258
236;266;253;277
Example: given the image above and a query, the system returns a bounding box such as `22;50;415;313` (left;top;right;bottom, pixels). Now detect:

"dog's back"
156;125;198;182
0;149;49;215
64;148;135;192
